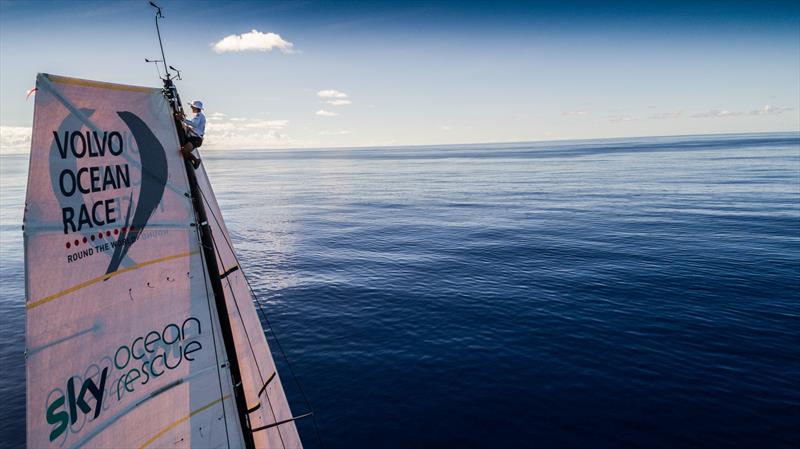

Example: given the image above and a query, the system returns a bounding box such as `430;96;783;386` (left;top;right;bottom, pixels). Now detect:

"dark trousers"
187;135;203;149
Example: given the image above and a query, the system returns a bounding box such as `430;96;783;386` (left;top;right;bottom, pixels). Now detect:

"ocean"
1;133;798;448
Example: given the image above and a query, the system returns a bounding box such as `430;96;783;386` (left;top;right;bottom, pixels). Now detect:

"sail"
192;166;303;448
23;73;298;448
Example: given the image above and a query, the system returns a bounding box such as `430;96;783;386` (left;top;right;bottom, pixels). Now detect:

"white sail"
24;74;301;448
194;166;303;448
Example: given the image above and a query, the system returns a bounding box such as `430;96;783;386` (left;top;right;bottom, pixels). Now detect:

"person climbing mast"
178;99;205;169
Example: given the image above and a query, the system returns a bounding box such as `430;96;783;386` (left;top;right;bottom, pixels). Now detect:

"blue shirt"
182;111;205;138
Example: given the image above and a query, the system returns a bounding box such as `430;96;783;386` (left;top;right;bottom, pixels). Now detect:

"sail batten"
25;73;301;449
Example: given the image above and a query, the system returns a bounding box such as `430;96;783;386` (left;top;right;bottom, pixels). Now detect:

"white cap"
188;100;204;110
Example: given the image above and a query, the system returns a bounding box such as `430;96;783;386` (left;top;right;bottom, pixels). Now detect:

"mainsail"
24;73;303;448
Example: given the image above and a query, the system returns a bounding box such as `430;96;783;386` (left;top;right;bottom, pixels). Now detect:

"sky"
0;0;798;151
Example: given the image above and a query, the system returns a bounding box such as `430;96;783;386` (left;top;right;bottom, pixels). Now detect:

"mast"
182;130;257;449
149;4;257;448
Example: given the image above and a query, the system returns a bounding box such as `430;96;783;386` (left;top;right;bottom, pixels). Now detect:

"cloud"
212;30;295;54
649;111;682;119
750;105;793;115
317;90;348;99
319;130;351;135
691;109;742;118
205;128;291;149
315;110;339;117
206;114;287;128
325;99;351;106
0;126;31;154
317;90;351;107
200;116;295;149
243;119;289;129
608;115;638;122
561;111;589;117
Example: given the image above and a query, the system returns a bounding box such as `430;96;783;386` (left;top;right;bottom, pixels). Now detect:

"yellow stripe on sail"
137;395;231;449
26;251;198;310
46;74;158;93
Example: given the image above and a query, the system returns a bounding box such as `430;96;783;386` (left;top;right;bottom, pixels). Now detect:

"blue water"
1;133;799;448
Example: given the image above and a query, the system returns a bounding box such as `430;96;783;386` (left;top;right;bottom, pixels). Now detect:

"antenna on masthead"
149;1;170;80
144;57;164;79
147;2;184;113
169;65;182;80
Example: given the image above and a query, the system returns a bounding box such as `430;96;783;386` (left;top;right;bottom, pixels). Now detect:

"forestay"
24;74;300;448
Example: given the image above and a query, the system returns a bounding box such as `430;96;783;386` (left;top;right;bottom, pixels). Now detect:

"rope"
204;208;287;449
197;182;324;449
189;181;233;449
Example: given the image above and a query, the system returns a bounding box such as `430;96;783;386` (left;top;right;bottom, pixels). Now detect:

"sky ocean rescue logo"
45;317;204;444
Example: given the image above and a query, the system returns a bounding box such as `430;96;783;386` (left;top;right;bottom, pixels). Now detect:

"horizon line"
1;129;798;156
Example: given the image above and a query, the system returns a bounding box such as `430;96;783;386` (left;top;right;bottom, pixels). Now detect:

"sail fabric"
194;166;304;449
25;74;245;449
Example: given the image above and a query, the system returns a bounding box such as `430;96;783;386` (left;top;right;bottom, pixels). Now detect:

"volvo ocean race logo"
49;110;168;273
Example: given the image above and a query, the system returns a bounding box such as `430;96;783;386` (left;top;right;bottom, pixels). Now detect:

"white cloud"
212;30;295;54
649;111;682;119
561;111;589;117
243;119;289;129
0;126;31;154
325;99;352;106
316;90;351;109
200;116;295;149
317;90;348;99
692;109;742;118
315;110;339;117
609;115;638;122
319;130;351;135
750;105;793;115
204;128;291;149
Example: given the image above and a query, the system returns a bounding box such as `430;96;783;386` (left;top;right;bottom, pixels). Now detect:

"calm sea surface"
1;133;799;448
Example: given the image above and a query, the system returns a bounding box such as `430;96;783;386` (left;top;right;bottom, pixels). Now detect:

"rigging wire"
151;62;163;81
189;179;234;449
147;2;289;446
196;185;325;449
204;201;289;449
